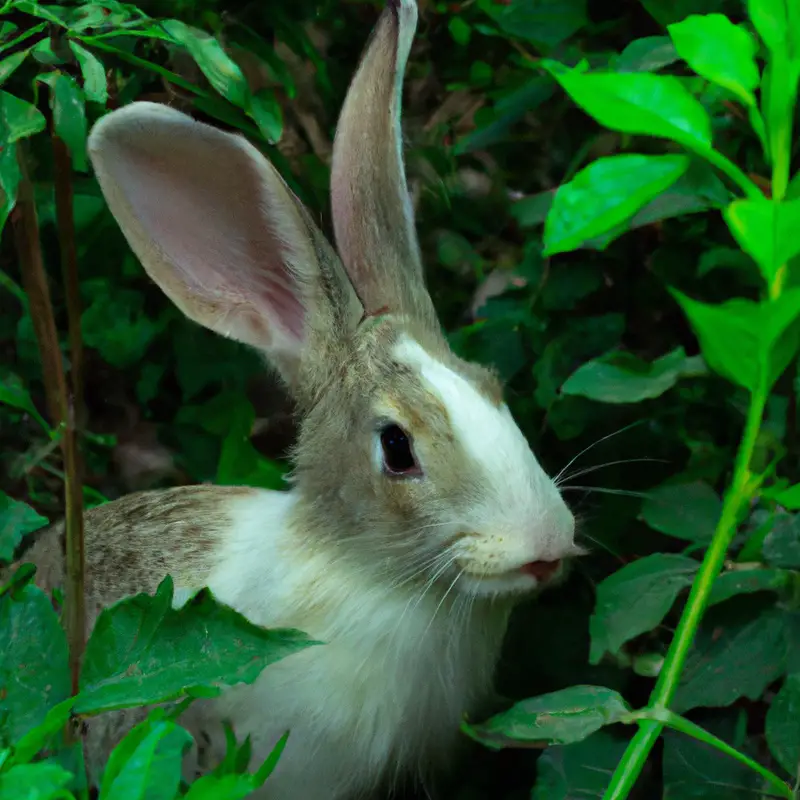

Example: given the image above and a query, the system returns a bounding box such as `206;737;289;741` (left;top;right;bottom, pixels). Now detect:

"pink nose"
521;559;562;582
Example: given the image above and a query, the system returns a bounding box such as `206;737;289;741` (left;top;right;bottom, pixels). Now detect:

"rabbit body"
13;0;580;796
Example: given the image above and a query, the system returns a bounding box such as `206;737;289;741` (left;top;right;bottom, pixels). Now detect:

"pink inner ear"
116;138;305;342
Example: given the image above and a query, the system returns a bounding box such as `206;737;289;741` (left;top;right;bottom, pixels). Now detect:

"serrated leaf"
0;91;46;142
0;491;48;562
671;288;800;392
561;347;689;403
668;14;760;106
100;714;192;800
541;65;712;149
763;514;800;569
544;154;688;255
589;554;698;664
463;686;630;749
766;673;800;776
75;576;318;714
0;584;70;743
673;608;787;713
640;481;721;542
162;20;248;108
68;41;108;105
0;762;73;800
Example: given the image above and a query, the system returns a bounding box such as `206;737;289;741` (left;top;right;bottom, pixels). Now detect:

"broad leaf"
75;576;318;714
183;774;255;800
708;567;791;606
0;140;19;235
531;730;629;800
640;481;721;542
100;714;192;800
541;65;712;150
12;698;76;765
0;51;28;87
774;483;800;509
671;288;800;392
544;154;688;255
0;91;46;142
668;14;760;106
589;554;698;664
763;514;800;569
561;347;691;404
0;584;70;743
724;197;800;287
766;673;800;776
163;20;248;108
43;74;87;171
248;88;283;143
0;370;49;432
673;608;787;712
614;36;679;73
0;762;73;800
463;686;630;748
68;41;108;105
0;491;48;562
478;0;588;50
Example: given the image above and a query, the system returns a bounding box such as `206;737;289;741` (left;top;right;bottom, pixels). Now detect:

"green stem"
0;21;47;55
603;378;769;799
631;708;793;800
692;144;763;200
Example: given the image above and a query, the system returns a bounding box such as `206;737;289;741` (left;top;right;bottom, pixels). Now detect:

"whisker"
553;420;646;484
559;457;668;485
560;485;652;499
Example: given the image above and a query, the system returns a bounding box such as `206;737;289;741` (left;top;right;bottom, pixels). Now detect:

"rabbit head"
87;0;578;600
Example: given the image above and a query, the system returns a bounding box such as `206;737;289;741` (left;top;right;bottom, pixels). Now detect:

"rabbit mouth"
458;558;565;590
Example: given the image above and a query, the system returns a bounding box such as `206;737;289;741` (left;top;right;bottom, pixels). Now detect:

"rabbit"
10;0;580;797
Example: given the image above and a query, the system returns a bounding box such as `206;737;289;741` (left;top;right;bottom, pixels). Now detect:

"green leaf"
671;288;800;392
561;347;691;404
763;514;800;569
478;0;587;50
45;74;87;171
640;481;721;542
67;41;108;105
252;730;288;786
248;88;283;143
708;567;791;606
541;65;712;149
774;483;800;509
0;491;48;562
0;584;70;743
75;576;317;714
663;717;764;799
100;713;192;800
747;0;796;54
0;51;28;87
766;673;800;776
12;698;76;765
0;140;19;235
531;730;629;800
589;554;698;664
673;608;787;712
0;762;73;800
162;20;248;108
463;686;630;749
0;91;46;142
543;154;688;255
724;197;800;288
183;774;255;800
668;14;760;106
448;17;471;46
0;370;49;433
614;36;679;72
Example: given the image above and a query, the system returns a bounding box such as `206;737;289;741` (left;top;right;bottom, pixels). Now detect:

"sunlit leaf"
248;88;283;143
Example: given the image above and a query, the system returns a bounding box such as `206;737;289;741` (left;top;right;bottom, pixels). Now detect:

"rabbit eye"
380;424;419;475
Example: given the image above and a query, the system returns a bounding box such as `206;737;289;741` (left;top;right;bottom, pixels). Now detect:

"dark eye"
380;424;419;475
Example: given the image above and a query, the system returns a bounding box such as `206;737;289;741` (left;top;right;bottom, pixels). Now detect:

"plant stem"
693;144;763;200
11;143;86;704
603;377;769;799
631;708;793;800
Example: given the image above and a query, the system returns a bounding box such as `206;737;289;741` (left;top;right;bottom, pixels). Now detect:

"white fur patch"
393;335;576;581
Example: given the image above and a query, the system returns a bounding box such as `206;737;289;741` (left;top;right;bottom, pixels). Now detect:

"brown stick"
12;141;86;699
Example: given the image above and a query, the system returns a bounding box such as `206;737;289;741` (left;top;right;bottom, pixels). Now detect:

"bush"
1;0;800;798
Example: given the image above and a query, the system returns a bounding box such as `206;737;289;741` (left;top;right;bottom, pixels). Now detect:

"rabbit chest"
183;490;511;798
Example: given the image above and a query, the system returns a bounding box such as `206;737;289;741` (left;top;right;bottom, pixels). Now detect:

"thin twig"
11;142;86;704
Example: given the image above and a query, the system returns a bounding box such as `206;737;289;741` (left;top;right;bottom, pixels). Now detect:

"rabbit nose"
521;559;562;582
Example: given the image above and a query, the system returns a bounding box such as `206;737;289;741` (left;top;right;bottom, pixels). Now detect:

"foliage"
1;0;800;798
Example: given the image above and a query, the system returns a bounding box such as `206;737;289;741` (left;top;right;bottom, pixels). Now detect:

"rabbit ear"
331;0;439;331
87;102;363;388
